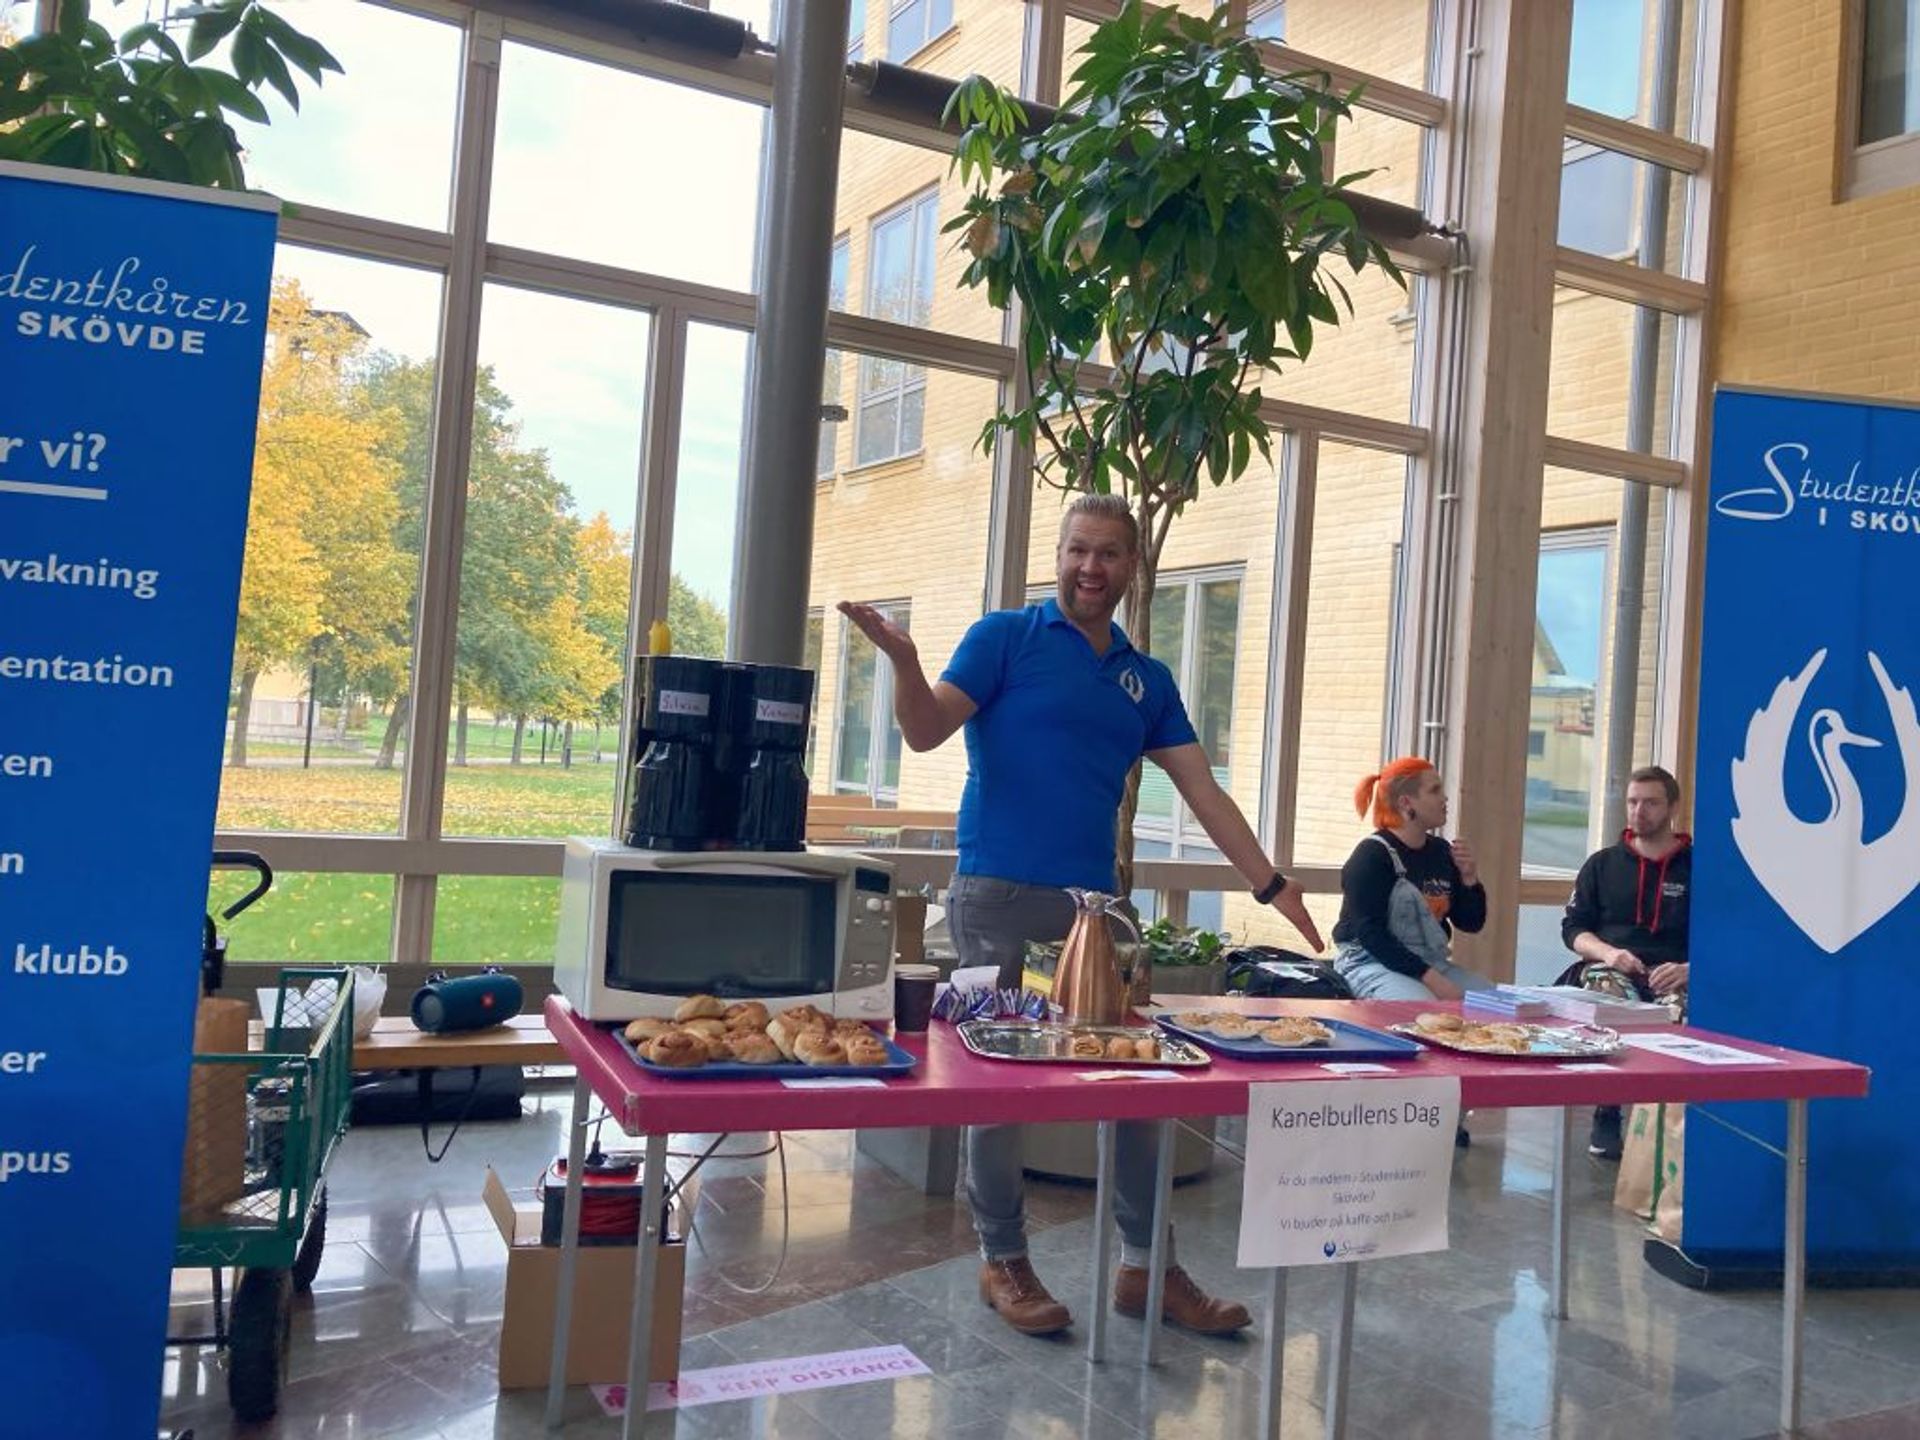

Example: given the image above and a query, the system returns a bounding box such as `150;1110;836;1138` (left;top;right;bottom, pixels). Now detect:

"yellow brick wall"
1715;3;1920;403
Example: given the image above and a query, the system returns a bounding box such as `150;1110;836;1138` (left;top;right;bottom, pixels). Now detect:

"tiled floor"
158;1087;1920;1439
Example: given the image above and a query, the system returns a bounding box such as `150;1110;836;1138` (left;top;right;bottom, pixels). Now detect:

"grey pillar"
729;0;852;666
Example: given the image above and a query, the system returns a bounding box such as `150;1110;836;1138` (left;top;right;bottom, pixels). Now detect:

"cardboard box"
179;997;251;1221
483;1168;685;1389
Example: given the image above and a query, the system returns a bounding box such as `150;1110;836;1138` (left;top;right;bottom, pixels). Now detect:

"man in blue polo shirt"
839;493;1323;1340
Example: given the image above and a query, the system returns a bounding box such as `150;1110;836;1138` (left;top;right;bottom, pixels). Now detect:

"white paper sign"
1237;1077;1460;1269
1623;1033;1782;1066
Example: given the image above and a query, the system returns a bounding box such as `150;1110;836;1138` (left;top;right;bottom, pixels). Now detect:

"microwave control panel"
838;867;895;990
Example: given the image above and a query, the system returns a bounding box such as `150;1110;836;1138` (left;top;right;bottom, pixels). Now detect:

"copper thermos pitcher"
1051;889;1141;1026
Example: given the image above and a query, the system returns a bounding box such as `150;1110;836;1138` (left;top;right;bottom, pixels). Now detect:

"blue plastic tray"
615;1029;918;1080
1153;1014;1424;1062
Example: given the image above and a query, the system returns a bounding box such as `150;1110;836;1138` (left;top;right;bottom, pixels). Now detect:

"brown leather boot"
978;1256;1071;1335
1113;1264;1252;1336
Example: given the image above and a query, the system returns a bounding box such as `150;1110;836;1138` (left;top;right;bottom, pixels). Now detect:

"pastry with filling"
675;994;727;1022
723;1001;771;1032
678;1018;727;1039
795;1033;849;1067
1259;1018;1333;1048
1067;1033;1107;1059
1414;1011;1465;1034
842;1034;890;1067
767;1010;827;1059
1133;1036;1160;1060
727;1032;782;1065
1105;1034;1139;1060
1173;1010;1219;1029
645;1031;706;1068
1205;1016;1258;1040
624;1016;675;1043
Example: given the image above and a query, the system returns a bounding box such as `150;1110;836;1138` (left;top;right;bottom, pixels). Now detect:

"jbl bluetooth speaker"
411;972;524;1033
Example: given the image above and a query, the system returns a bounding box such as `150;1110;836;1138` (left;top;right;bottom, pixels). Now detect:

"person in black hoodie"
1561;765;1691;1158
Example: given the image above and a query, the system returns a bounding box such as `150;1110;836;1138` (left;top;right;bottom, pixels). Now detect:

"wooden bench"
806;793;957;847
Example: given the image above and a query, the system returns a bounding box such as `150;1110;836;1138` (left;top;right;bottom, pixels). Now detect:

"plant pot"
1150;962;1228;997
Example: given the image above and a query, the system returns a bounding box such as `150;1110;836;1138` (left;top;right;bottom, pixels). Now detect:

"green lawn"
210;759;622;967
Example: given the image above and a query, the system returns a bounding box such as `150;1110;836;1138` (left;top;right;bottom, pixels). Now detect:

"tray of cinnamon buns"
954;1020;1211;1067
1388;1010;1624;1059
1155;1010;1424;1061
616;996;918;1078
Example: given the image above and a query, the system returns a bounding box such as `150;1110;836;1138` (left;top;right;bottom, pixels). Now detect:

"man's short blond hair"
1058;492;1140;554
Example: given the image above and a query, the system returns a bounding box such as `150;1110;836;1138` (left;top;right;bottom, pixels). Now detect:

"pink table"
541;995;1868;1438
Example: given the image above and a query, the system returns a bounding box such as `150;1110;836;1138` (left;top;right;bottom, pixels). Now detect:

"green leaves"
947;0;1405;562
0;0;343;188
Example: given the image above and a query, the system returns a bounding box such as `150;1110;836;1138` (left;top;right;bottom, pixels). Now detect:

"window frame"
1839;0;1920;198
832;600;910;802
854;188;940;468
1525;524;1617;877
885;0;954;64
819;235;851;478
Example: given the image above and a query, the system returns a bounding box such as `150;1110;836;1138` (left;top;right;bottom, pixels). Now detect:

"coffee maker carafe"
623;655;725;850
725;662;814;851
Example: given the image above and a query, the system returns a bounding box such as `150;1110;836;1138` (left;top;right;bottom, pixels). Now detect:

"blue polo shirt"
940;599;1197;889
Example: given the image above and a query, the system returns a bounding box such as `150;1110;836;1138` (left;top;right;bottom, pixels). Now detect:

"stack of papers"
1502;984;1678;1028
1464;987;1556;1020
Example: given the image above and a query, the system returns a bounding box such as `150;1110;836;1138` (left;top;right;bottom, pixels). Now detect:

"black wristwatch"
1252;871;1288;905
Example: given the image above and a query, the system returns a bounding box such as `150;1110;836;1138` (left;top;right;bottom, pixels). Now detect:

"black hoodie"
1560;831;1692;967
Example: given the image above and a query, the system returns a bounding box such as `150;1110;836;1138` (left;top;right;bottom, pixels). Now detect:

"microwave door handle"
644;853;857;878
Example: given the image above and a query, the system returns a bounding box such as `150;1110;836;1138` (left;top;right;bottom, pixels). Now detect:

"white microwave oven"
553;838;897;1023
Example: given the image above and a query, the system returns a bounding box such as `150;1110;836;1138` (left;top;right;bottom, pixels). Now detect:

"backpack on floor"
1224;946;1355;1001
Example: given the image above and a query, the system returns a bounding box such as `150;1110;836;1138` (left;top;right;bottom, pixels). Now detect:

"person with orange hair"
1331;758;1493;1006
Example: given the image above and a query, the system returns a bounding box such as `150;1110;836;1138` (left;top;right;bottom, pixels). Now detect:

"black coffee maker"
624;657;815;851
623;655;727;850
724;662;813;851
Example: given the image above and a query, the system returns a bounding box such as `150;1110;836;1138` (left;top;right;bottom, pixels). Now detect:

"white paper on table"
779;1077;889;1089
1238;1076;1460;1269
1556;1062;1619;1073
1320;1062;1397;1075
1076;1068;1184;1081
1622;1033;1782;1066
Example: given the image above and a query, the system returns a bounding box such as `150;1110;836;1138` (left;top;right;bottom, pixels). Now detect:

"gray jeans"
946;873;1167;1261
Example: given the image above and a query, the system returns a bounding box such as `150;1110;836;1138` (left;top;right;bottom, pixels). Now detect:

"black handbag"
1224;946;1355;1001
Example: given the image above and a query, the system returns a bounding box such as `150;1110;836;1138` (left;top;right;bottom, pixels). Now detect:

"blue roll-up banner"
0;163;276;1436
1689;385;1911;1274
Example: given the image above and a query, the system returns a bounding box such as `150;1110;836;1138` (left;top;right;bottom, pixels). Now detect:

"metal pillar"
728;0;853;666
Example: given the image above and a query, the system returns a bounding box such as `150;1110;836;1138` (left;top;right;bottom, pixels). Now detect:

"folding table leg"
1782;1099;1808;1436
1258;1267;1288;1439
621;1135;670;1440
1087;1120;1117;1365
1551;1105;1573;1321
1142;1118;1176;1366
1324;1262;1357;1440
544;1074;591;1431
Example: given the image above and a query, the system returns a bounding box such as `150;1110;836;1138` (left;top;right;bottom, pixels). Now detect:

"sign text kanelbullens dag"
1269;1100;1446;1131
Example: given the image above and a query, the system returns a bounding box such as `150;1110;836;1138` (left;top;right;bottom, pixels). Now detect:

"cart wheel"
227;1267;292;1423
292;1190;328;1293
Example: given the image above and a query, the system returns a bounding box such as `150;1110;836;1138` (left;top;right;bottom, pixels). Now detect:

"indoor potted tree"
947;0;1408;891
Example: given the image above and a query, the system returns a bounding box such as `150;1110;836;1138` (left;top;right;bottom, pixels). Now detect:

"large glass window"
1558;144;1687;268
667;323;750;656
1546;289;1679;453
443;285;650;840
1134;572;1244;854
848;0;869;60
1527;528;1611;871
804;611;825;782
887;0;953;63
835;601;909;798
856;190;940;466
226;0;462;230
1862;0;1920;143
490;43;766;290
217;247;441;836
1248;2;1288;42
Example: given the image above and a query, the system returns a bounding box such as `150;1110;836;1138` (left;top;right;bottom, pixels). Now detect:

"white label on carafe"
754;698;806;726
657;689;710;717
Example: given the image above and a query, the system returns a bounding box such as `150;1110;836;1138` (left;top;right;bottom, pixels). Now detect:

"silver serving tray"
955;1020;1212;1068
1388;1021;1625;1060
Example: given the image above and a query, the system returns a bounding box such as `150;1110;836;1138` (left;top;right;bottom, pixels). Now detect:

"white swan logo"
1730;649;1920;953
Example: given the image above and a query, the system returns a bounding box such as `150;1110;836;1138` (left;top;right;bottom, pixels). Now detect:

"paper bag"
179;997;251;1221
1614;1103;1658;1220
1649;1103;1686;1244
